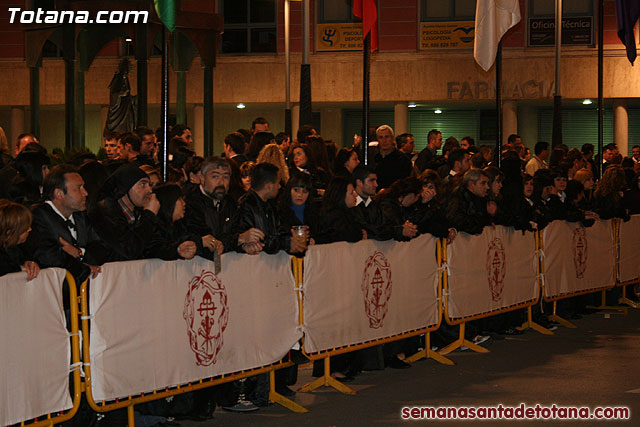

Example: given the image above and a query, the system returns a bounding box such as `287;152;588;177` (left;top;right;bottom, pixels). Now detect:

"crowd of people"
1;120;640;424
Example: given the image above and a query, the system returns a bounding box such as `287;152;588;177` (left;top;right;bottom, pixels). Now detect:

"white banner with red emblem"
446;226;538;320
88;253;300;402
543;220;616;298
302;234;439;353
618;215;640;283
0;268;72;426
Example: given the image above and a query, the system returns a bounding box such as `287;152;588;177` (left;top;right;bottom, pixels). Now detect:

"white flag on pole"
474;0;521;71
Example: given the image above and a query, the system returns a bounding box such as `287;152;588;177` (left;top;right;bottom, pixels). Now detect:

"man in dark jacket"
352;166;394;241
184;157;260;256
234;163;306;255
373;125;412;190
447;169;493;235
90;163;160;261
28;165;107;283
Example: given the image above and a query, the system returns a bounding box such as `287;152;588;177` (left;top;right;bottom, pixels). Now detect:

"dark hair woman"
278;172;318;248
375;177;421;241
594;165;629;220
145;184;201;260
411;170;452;238
289;142;330;198
0;199;39;279
315;177;363;244
9;151;50;206
333;147;360;179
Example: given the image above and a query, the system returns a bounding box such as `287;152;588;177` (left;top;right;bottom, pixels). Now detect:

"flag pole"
552;0;563;147
160;26;169;181
597;0;604;179
495;41;502;168
362;33;370;166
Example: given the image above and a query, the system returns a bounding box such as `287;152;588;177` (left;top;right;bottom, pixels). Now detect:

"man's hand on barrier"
202;234;224;255
89;265;102;279
238;228;265;245
447;228;457;244
177;241;197;259
21;261;40;280
362;229;368;240
402;221;418;238
585;211;600;220
242;242;264;255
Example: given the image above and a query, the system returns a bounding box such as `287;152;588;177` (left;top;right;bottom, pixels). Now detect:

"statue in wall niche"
105;58;137;134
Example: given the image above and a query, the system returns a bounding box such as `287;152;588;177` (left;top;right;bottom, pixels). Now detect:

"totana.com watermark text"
8;8;148;25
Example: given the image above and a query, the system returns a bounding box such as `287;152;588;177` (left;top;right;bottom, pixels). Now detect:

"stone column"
10;107;25;154
394;102;408;136
502;101;518;144
193;104;204;157
291;104;300;141
613;99;628;156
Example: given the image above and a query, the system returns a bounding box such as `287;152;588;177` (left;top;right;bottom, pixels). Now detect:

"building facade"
0;0;638;156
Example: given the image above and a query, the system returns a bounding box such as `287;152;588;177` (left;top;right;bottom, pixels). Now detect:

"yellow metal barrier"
19;271;83;427
79;271;306;427
540;221;627;319
613;219;640;309
297;242;450;395
441;232;542;352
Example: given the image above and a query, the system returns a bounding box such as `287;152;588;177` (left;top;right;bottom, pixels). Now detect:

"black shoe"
385;357;411;369
275;385;296;397
500;327;523;336
337;374;356;383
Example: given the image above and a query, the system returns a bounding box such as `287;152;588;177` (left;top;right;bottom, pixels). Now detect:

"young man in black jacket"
235;163;307;255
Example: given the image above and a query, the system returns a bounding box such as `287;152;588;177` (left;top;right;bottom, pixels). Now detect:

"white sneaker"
472;335;491;345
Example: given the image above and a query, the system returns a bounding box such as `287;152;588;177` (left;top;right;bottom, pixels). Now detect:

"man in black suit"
28;164;107;283
223;132;249;166
184;157;253;256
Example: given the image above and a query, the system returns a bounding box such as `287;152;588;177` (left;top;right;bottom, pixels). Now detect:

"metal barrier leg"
618;285;640;309
438;323;489;355
516;306;554;335
405;333;454;365
587;290;628;314
268;370;308;413
127;404;135;427
547;301;577;329
298;356;356;395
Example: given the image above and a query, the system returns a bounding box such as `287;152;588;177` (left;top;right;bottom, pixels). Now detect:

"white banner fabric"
446;226;538;320
88;253;300;402
619;215;640;283
543;220;616;298
302;234;439;354
0;268;72;426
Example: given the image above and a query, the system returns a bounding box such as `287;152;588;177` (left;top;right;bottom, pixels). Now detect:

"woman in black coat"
145;184;204;261
375;176;421;241
315;177;363;244
0;199;39;279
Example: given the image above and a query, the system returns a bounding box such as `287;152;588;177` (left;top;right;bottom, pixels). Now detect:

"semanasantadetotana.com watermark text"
401;403;630;421
8;8;148;25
